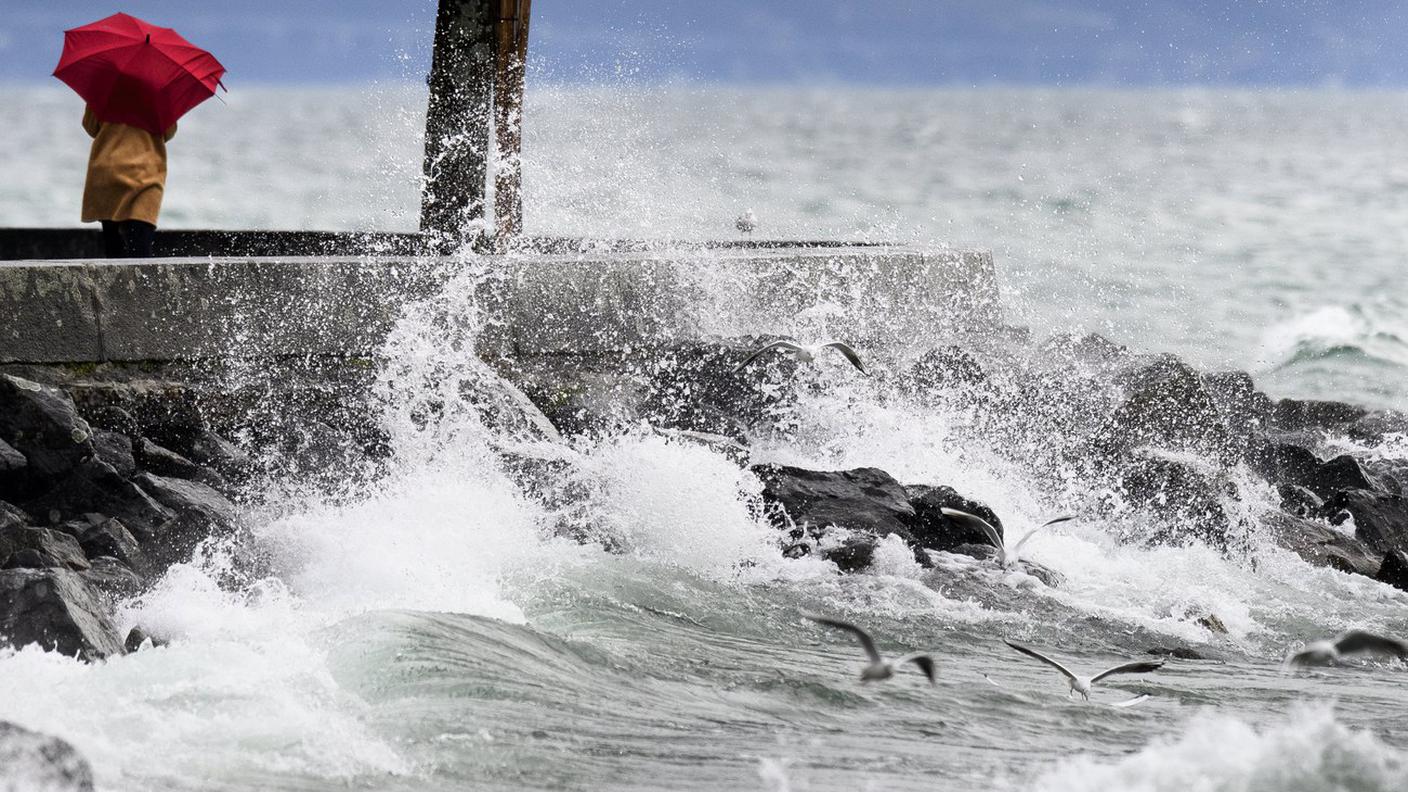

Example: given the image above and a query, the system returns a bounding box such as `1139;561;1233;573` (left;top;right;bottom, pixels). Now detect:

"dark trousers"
100;220;156;258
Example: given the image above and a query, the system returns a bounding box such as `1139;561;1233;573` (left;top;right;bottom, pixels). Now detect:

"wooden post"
421;0;495;249
494;0;532;243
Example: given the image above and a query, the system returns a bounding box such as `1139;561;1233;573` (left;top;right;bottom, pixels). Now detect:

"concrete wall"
0;247;998;365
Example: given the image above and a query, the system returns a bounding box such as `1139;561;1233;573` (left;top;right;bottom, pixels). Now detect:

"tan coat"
81;108;176;225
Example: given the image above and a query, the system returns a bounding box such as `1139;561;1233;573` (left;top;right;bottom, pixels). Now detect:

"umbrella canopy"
53;12;226;136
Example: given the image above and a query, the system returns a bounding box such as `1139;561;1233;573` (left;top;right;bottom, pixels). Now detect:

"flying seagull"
736;209;757;236
804;613;936;685
735;341;868;375
1285;630;1408;668
940;508;1074;568
1004;639;1164;700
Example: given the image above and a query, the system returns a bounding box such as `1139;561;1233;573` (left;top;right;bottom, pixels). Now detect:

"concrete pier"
0;247;998;365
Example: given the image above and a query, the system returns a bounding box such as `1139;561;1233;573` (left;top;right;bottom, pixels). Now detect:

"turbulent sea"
3;85;1408;791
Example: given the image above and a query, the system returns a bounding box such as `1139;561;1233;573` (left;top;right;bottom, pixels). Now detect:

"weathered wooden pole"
493;0;532;242
421;0;496;249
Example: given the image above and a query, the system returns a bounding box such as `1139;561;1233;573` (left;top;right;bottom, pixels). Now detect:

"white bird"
939;508;1074;568
804;613;936;685
735;340;867;375
736;209;757;235
1004;639;1164;701
1285;630;1408;668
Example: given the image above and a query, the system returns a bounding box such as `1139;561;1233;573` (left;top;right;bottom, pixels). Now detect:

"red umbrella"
53;12;226;136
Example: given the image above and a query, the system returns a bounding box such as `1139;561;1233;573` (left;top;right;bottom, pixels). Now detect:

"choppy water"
2;86;1408;791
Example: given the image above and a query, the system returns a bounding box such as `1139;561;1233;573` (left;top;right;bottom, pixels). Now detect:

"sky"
4;0;1408;87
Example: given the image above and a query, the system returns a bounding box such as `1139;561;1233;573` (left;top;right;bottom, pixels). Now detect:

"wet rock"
1146;646;1207;660
26;459;174;543
64;517;150;577
134;438;208;482
1265;511;1380;578
822;535;878;573
1376;550;1408;593
640;341;791;439
1098;355;1231;461
903;346;989;401
131;472;238;567
0;526;89;571
1324;489;1408;555
0;501;27;531
1117;453;1233;549
0;568;124;659
905;485;1004;551
1252;442;1320;489
80;404;139;437
948;542;1065;587
652;428;750;465
1038;332;1129;368
1310;455;1380;499
0;374;95;482
752;465;917;539
0;721;95;792
91;430;136;479
81;557;144;600
1346;410;1408;445
1200;371;1274;455
1196;614;1229;634
1277;484;1323;518
1271;398;1368;432
123;626;167;653
0;438;26;477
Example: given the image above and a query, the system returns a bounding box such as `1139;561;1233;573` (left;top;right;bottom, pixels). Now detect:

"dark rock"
1196;614;1229;634
641;342;793;439
0;526;89;571
91;430;136;478
0;721;96;791
0;438;26;475
904;346;989;400
72;518;150;577
1098;355;1231;461
905;485;1004;551
1265;511;1380;577
1118;453;1233;549
1311;455;1380;499
26;459;174;543
1252;443;1320;489
752;465;916;539
134;438;204;480
81;557;144;600
653;428;750;465
123;626;167;652
0;374;95;481
1346;410;1408;445
0;568;124;659
1376;550;1408;593
1146;646;1207;660
3;549;67;570
1277;484;1323;518
1272;399;1368;432
1323;489;1408;555
0;501;28;531
131;472;238;567
947;542;1065;587
823;535;878;573
1200;371;1274;436
1364;459;1408;496
80;404;139;437
1039;332;1129;367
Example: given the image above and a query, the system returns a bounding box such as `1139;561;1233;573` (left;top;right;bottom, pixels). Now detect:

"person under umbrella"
54;13;225;258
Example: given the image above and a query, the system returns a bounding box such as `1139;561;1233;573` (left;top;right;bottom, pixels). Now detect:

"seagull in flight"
804;613;936;685
1004;639;1164;700
940;508;1074;568
735;341;867;375
736;209;757;236
1285;630;1407;668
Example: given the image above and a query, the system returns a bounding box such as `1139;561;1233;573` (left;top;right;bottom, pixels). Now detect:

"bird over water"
804;613;936;685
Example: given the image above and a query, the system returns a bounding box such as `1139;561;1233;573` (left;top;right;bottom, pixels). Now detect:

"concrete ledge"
0;247;998;365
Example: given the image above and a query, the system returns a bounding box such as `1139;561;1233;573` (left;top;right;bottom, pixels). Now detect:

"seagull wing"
896;653;937;685
1003;639;1077;683
804;613;882;663
1090;658;1165;684
1109;694;1150;708
1012;515;1076;554
940;508;1004;550
821;342;868;375
1333;630;1408;659
735;341;804;373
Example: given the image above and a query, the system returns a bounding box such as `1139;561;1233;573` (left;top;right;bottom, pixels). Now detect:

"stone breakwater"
2;326;1407;677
